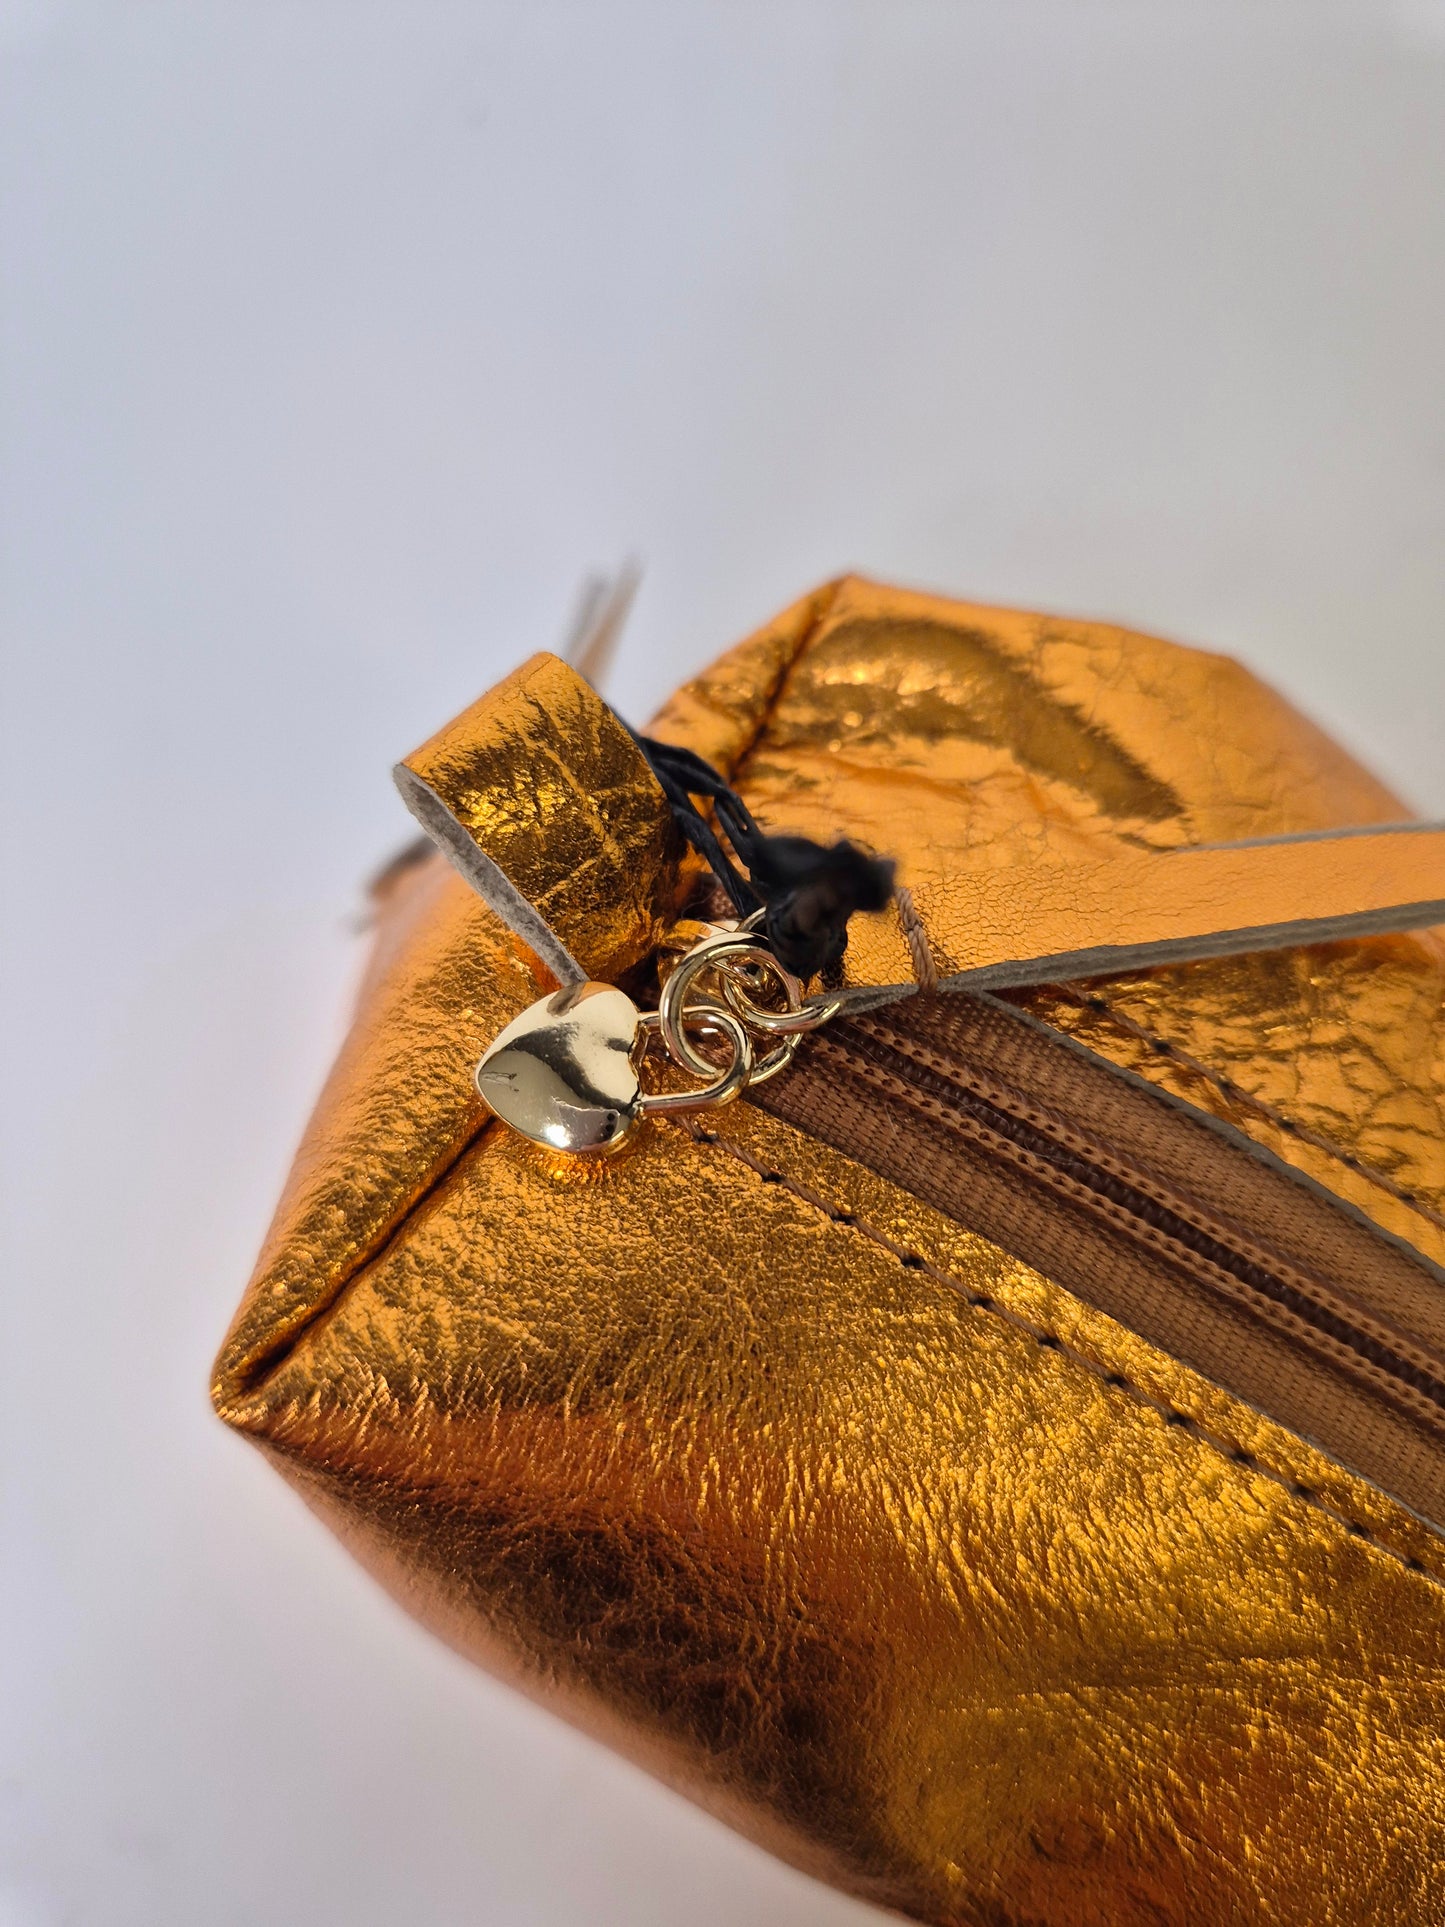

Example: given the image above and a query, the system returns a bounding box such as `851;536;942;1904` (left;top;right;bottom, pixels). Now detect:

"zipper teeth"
816;1020;1445;1423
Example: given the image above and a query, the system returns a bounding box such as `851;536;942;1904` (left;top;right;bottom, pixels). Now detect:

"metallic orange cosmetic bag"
214;577;1445;1925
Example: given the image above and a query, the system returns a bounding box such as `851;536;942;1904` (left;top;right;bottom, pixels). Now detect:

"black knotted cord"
629;729;896;981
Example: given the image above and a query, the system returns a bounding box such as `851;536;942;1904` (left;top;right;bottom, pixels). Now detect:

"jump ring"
637;1004;753;1116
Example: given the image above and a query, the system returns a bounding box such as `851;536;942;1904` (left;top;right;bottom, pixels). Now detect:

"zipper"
749;987;1445;1529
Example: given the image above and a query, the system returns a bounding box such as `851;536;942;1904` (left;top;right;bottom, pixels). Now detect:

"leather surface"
214;856;546;1401
854;823;1445;991
1025;956;1445;1272
400;615;1445;1005
220;1092;1445;1926
217;576;1445;1924
398;650;686;982
652;575;1445;1262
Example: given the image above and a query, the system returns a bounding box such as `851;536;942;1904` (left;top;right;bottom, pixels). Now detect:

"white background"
4;5;1444;1924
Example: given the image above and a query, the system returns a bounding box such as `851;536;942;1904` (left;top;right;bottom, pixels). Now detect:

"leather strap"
932;822;1445;990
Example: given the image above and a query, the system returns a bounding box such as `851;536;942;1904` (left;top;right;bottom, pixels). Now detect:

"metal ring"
720;981;842;1037
636;1004;753;1116
712;951;807;1068
737;1029;802;1088
659;931;791;1076
717;954;845;1038
653;922;839;1097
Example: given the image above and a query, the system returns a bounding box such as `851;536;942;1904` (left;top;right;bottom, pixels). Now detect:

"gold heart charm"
475;982;646;1155
474;945;770;1157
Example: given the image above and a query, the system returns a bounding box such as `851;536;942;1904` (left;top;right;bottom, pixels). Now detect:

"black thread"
630;729;895;979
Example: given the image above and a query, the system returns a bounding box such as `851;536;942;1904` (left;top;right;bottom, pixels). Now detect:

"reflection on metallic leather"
216;576;1445;1926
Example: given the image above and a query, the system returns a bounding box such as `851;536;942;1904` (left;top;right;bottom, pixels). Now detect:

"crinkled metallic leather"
650;577;1445;1256
216;577;1445;1925
398;649;686;981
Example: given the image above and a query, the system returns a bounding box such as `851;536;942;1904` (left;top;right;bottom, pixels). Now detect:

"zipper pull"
475;920;845;1156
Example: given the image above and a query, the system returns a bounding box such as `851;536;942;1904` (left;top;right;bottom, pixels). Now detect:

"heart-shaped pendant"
475;982;646;1155
474;934;791;1156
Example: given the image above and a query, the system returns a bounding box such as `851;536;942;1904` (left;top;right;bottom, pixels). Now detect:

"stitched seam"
1058;983;1445;1240
816;1031;1445;1407
681;1120;1445;1591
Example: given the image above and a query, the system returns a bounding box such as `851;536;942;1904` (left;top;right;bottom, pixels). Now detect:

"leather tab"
395;652;684;983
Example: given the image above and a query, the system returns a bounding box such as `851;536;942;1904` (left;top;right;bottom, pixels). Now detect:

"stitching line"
1056;982;1445;1241
680;1120;1444;1592
814;1029;1445;1410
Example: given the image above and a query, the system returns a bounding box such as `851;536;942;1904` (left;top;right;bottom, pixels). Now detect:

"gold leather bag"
214;577;1445;1925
